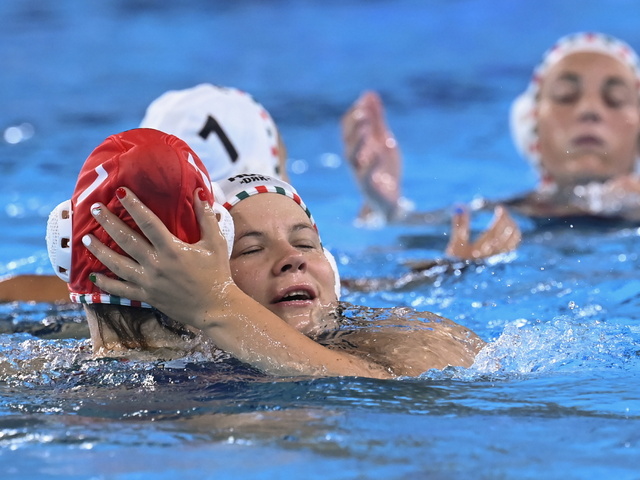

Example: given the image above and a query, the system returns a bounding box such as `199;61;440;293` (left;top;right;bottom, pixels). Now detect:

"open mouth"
274;289;315;303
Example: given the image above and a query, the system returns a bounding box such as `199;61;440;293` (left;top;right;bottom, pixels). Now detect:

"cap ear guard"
509;90;539;168
323;247;341;300
213;202;235;258
211;180;234;257
46;199;73;283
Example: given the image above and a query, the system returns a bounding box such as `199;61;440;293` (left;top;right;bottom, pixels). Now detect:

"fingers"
110;187;173;250
496;206;522;250
342;109;370;169
194;189;227;251
82;233;143;283
504;222;522;251
342;92;383;170
470;206;521;258
89;201;153;262
363;91;388;139
90;272;146;304
446;206;521;260
80;187;229;315
445;206;471;257
490;206;521;244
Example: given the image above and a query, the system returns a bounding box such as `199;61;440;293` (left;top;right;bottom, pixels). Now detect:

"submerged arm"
84;188;392;379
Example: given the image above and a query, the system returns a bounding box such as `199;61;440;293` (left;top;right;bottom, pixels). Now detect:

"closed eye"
232;231;265;257
295;242;317;250
548;76;580;104
603;79;635;108
290;224;321;251
239;246;263;255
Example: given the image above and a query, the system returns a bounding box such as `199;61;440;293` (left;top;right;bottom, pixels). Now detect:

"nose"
272;246;307;276
576;94;604;123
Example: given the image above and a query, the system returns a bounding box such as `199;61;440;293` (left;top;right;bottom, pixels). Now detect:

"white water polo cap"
140;84;282;181
510;32;640;168
217;173;342;300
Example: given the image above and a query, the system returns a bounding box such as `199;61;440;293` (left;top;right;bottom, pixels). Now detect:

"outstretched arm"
341;91;405;224
340;91;523;258
0;274;69;303
84;188;392;379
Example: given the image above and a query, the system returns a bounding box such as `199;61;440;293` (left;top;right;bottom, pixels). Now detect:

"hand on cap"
446;205;521;260
83;187;234;325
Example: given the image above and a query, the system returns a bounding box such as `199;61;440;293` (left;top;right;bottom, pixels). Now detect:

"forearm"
190;285;393;379
83;190;391;378
0;274;70;303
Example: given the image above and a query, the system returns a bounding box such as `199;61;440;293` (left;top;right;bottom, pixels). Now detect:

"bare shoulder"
321;305;485;377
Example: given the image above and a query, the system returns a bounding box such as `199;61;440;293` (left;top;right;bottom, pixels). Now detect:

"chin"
577;169;617;184
559;157;616;185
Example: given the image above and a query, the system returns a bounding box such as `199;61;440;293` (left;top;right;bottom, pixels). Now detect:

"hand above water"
83;187;233;326
446;205;521;260
341;90;403;223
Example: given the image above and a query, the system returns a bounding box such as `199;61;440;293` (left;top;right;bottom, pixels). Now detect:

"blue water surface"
2;1;640;479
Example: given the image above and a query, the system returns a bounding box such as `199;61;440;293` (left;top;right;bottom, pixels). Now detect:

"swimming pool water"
2;1;640;478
